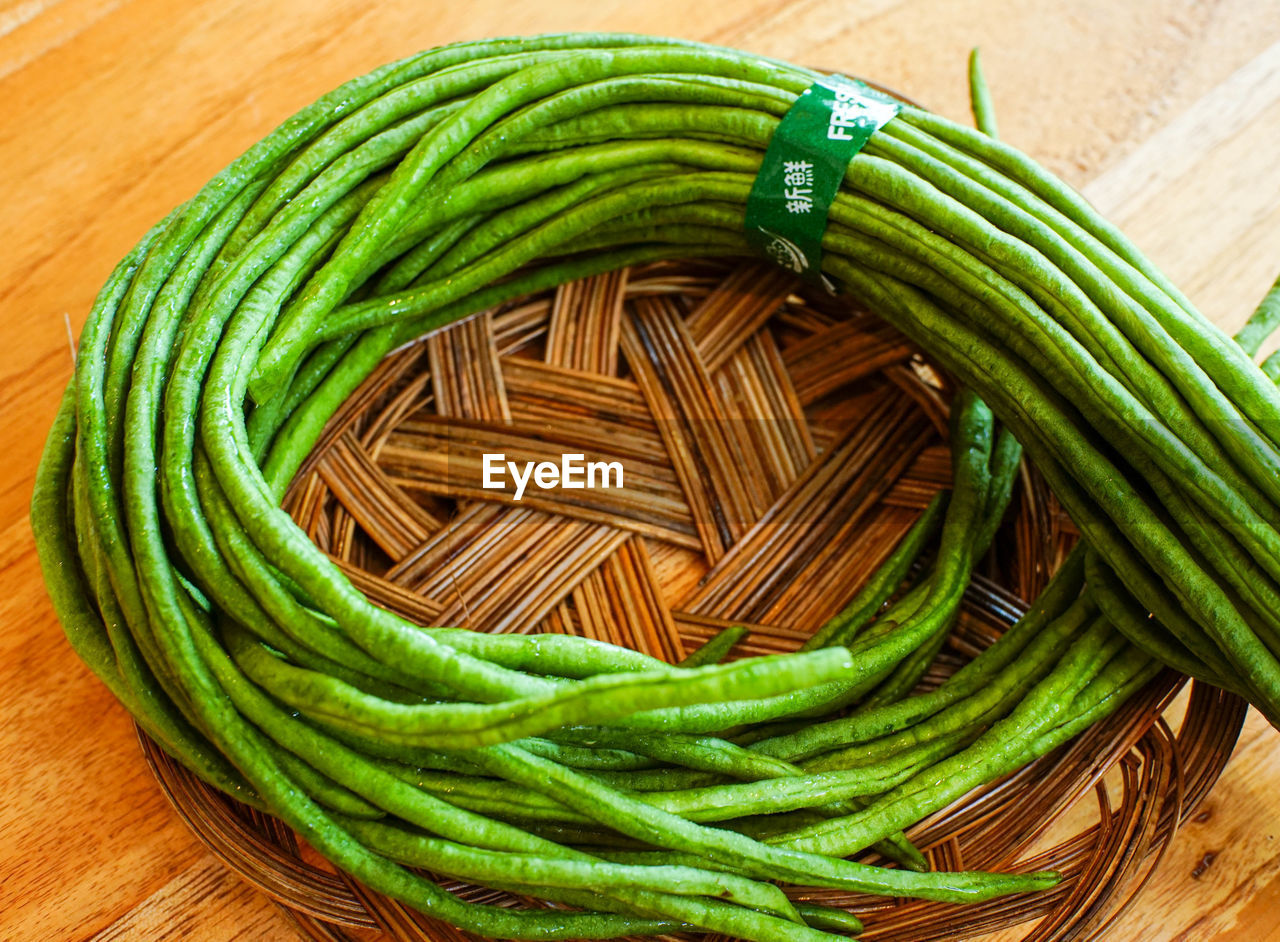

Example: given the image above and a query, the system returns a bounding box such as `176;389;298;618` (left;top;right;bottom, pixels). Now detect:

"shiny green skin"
40;31;1280;940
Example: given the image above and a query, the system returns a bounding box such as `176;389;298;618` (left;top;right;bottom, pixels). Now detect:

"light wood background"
4;1;1280;939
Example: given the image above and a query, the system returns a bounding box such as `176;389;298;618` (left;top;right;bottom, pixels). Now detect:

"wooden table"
4;1;1280;938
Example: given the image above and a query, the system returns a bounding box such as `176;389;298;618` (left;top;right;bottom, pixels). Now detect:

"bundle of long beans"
31;32;1280;939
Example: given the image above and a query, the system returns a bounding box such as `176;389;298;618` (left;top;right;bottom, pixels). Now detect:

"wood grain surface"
3;1;1280;939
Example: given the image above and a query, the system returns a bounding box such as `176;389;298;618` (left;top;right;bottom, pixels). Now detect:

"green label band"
744;75;901;283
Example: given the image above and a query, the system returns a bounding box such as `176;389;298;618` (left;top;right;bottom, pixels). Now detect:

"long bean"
38;33;1280;940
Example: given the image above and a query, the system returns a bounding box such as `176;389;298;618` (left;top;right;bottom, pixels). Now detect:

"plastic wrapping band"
744;75;901;284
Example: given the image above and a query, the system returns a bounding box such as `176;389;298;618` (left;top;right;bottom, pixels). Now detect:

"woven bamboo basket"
138;257;1249;941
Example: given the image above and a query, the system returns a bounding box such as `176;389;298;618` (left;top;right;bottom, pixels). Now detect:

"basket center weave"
283;258;960;662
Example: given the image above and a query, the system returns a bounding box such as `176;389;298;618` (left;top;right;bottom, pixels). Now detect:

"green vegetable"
35;32;1278;940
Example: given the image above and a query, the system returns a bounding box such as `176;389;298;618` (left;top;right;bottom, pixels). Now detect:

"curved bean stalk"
37;32;1280;940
